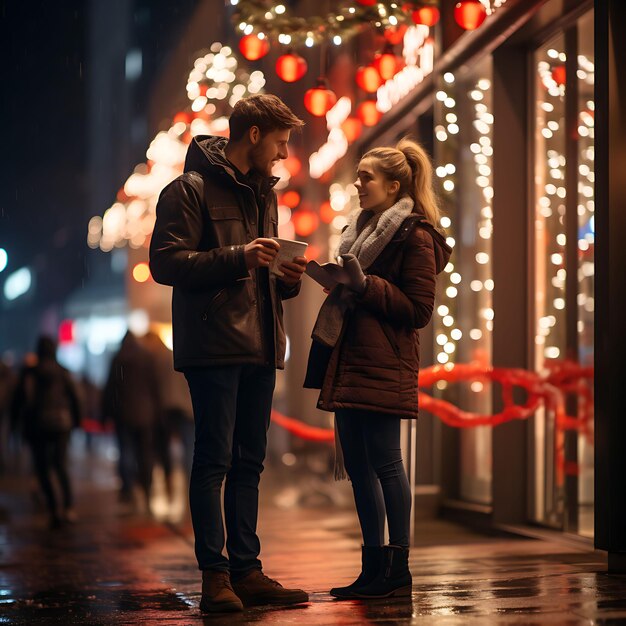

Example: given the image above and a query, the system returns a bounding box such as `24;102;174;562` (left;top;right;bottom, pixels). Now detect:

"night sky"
1;1;88;303
1;0;200;316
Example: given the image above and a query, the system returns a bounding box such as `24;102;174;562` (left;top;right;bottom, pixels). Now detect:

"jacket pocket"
203;288;229;319
208;206;243;220
380;321;401;358
206;206;247;247
196;280;261;358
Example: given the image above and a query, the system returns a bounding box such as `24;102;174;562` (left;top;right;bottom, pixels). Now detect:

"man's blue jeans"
184;365;275;574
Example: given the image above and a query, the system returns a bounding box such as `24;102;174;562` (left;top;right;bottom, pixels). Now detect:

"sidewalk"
1;436;625;625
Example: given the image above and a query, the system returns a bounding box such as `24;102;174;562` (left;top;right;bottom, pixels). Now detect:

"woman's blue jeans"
336;409;411;548
185;365;275;574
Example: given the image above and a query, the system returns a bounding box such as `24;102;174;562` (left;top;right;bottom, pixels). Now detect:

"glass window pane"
533;32;567;527
531;9;594;535
434;55;493;505
575;9;594;539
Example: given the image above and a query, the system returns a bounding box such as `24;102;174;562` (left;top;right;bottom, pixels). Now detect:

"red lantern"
292;210;319;237
303;79;337;117
356;65;383;92
356;0;377;5
276;51;308;83
341;116;363;143
239;34;270;61
454;0;487;30
384;24;408;45
373;46;403;81
412;6;440;26
357;101;383;127
552;65;566;86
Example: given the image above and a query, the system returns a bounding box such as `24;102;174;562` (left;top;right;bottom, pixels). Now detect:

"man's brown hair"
229;94;304;141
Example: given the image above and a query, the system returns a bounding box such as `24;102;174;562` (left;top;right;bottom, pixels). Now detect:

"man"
150;94;308;614
10;337;81;528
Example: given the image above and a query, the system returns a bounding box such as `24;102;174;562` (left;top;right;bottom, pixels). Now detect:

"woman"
305;139;452;599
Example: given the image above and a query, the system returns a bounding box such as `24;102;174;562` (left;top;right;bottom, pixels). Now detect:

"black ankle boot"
354;545;412;598
330;546;383;599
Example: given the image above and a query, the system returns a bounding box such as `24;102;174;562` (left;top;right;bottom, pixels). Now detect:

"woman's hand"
339;254;367;294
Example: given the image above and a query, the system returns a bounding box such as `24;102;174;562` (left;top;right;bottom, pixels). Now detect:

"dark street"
1;436;625;625
2;1;626;623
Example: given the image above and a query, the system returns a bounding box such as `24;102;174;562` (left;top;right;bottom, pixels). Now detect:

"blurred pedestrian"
77;373;101;452
102;331;160;514
150;94;308;613
305;139;452;599
10;336;81;529
142;329;194;497
0;357;17;473
9;352;40;495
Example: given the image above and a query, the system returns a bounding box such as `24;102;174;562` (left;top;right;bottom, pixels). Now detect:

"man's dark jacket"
149;135;300;371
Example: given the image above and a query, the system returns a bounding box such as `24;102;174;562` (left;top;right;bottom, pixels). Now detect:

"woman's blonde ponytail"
396;138;442;229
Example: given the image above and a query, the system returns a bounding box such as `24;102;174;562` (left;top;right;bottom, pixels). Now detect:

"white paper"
270;238;308;277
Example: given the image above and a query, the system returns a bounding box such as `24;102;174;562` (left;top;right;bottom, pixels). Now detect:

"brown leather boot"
232;570;309;607
200;570;244;613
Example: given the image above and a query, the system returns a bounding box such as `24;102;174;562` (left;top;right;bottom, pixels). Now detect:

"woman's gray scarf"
337;196;415;269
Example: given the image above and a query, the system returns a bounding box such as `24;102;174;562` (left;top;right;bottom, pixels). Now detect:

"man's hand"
244;238;280;269
278;256;307;286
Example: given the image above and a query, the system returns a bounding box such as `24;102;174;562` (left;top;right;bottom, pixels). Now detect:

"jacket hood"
427;225;453;275
184;135;231;176
402;216;452;275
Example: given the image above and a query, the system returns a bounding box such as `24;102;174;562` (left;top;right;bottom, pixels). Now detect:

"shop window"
434;55;493;505
532;10;594;536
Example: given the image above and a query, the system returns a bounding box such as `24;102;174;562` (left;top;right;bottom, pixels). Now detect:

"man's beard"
250;144;272;176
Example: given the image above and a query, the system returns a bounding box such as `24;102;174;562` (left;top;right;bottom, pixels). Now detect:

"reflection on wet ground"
1;449;625;624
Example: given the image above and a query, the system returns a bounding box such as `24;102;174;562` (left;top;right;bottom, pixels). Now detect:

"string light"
230;1;422;48
534;45;595;368
432;59;494;395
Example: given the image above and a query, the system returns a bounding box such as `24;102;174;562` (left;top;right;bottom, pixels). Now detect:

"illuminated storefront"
343;0;597;537
76;0;625;560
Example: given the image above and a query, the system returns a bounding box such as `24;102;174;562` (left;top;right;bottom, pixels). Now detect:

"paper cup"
270;238;308;277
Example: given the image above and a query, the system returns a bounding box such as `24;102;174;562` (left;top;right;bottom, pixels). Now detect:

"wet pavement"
1;435;625;624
